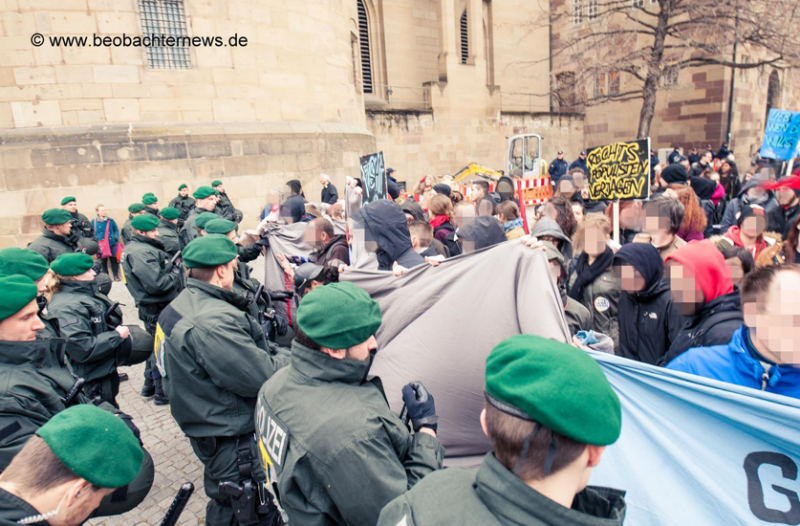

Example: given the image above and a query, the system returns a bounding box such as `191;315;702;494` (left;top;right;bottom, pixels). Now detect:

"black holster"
218;436;281;526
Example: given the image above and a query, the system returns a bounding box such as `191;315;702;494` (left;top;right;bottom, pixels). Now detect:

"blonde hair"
43;270;61;303
572;213;611;253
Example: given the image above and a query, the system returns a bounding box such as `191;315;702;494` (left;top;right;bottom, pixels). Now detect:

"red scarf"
429;215;451;229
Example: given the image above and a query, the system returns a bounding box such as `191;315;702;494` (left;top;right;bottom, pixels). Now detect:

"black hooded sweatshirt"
352;200;425;270
613;244;682;365
456;216;507;253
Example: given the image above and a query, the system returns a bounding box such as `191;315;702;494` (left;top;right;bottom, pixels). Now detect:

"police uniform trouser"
138;304;167;392
189;435;267;526
94;448;155;517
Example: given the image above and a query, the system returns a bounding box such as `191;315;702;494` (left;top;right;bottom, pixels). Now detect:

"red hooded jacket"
665;240;734;304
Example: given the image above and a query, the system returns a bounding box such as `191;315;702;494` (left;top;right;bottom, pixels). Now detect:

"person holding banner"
377;334;626;526
667;264;800;399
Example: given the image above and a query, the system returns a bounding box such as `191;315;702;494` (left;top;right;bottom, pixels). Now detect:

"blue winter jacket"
92;217;120;249
667;325;800;400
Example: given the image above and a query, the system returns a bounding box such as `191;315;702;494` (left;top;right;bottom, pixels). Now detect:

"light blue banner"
760;109;800;160
590;352;800;526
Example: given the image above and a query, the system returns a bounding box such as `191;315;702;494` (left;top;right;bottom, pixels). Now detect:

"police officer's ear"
479;408;488;438
320;347;347;360
586;445;606;468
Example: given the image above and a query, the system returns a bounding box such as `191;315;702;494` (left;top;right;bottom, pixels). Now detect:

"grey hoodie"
530;217;573;259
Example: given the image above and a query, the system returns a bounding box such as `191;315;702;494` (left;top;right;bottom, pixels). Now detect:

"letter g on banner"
744;452;800;524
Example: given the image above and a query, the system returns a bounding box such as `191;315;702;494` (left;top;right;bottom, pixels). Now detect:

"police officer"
194;211;222;238
120;214;183;405
143;194;160;217
121;203;147;245
27;208;83;263
378;335;626;526
158;235;289;526
47;253;150;407
256;282;444;526
158;206;183;257
548;150;569;186
0;275;154;516
0;247;59;339
0;405;144;526
169;183;196;228
61;196;94;239
181;186;218;246
212;180;243;223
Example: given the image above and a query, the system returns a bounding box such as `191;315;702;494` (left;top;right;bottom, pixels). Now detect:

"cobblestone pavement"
89;280;207;526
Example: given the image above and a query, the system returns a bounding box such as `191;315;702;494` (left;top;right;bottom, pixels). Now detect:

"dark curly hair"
547;196;578;239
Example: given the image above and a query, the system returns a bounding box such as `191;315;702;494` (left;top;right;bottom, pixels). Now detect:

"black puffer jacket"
720;180;786;234
614;244;682;365
658;291;743;366
352;200;424;270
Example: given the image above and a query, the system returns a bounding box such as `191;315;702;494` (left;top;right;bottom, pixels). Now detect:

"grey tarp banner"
341;240;571;460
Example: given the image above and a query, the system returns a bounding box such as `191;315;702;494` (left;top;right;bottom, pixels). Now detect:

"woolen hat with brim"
204;219;237;235
193;186;216;199
0;248;49;281
128;203;146;214
182;234;238;268
142;195;158;205
36;405;143;489
130;214;160;232
159;207;181;220
297;282;382;350
61;196;76;205
50;253;94;277
736;204;765;227
0;275;38;321
485;334;621;446
195;212;221;231
42;208;72;226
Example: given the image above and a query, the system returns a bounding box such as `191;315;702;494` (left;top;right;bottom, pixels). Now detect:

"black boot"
141;380;155;398
118;372;129;382
153;381;169;406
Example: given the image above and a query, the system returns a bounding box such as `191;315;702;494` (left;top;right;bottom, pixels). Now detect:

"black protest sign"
586;139;650;201
360;152;387;205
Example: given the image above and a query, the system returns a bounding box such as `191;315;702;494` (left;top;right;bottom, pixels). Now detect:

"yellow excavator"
452;163;504;184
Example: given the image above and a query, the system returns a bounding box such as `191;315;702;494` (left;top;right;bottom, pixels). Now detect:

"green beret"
142;192;155;199
142;195;158;205
130;214;159;232
159;207;181;220
0;275;38;321
485;335;621;446
0;248;50;281
297;282;381;350
36;405;143;489
61;196;76;206
211;180;222;187
128;203;146;214
195;212;220;231
183;234;238;268
178;184;188;191
193;186;216;199
204;219;236;235
42;208;72;226
50;253;94;277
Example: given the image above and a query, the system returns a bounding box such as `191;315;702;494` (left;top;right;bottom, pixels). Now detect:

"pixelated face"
544;203;559;221
746;186;766;200
583;225;608;257
667;262;704;315
616;265;646;292
558;180;575;196
644;212;671;238
725;258;745;286
619;203;643;230
572;172;586;188
572;203;584;223
745;271;800;364
455;205;476;229
741;216;766;238
548;259;564;283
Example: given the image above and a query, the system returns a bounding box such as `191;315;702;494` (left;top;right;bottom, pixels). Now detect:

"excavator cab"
507;134;544;178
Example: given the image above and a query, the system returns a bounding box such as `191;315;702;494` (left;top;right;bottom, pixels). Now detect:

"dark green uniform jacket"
71;210;94;238
180;207;213;247
216;192;241;222
568;266;620;351
47;280;125;385
27;229;80;263
169;194;196;222
144;206;160;218
0;338;155;517
0;488;42;526
121;216;134;245
160;279;290;438
256;341;445;526
121;234;183;307
378;453;626;526
158;219;182;257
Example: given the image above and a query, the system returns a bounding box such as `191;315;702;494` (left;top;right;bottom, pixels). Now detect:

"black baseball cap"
294;263;324;293
580;150;586;156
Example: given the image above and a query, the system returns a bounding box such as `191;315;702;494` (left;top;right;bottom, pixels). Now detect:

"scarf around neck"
568;246;615;300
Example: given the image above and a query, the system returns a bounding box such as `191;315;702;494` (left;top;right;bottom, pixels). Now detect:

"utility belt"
196;435;282;526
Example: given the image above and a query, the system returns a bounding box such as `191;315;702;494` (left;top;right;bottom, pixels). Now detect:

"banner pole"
613;200;620;245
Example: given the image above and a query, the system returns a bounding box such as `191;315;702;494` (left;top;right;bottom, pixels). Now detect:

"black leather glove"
401;381;438;433
256;237;270;249
272;312;288;337
117;413;142;444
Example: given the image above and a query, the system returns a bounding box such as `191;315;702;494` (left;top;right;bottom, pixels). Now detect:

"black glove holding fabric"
272;312;288;337
256;236;270;249
117;413;142;445
401;381;438;433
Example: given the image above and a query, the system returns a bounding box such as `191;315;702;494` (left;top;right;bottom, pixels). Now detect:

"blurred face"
572;173;586;189
0;300;45;341
617;265;646;292
668;262;705;315
725;257;745;286
558;180;575;197
644;212;672;246
744;271;800;364
557;153;564;159
216;184;225;193
583;225;608;257
708;172;720;182
268;191;281;205
620;204;643;230
225;230;240;244
97;206;107;218
63;201;77;213
471;184;486;201
580;153;586;160
702;152;712;164
455;205;476;230
73;268;97;282
180;188;189;197
548;260;564;283
543;203;559;221
303;225;328;251
776;188;798;206
721;162;731;175
740;216;766;238
51;222;73;237
572;203;584;223
319;176;327;187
